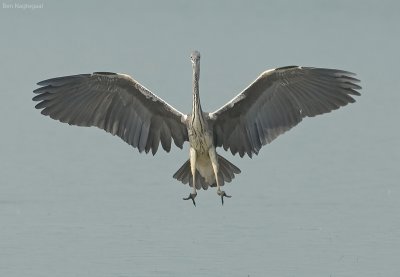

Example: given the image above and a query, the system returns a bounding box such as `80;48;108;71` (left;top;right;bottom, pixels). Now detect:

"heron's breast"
188;128;213;154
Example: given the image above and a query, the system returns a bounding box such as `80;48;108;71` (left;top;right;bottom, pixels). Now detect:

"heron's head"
190;50;200;67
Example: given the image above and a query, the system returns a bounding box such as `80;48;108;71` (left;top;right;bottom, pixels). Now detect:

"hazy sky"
1;1;399;276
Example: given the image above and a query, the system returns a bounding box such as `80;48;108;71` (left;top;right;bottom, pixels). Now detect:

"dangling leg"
183;147;197;206
209;147;231;205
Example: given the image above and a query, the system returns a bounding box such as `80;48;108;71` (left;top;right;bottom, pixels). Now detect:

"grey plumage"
209;67;361;157
33;72;188;155
33;51;361;204
173;154;241;190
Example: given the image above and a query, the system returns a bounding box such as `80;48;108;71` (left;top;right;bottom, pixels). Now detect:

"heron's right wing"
208;66;361;157
33;72;188;155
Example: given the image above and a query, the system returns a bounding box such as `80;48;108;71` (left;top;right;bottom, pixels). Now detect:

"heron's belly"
188;121;217;185
195;154;215;184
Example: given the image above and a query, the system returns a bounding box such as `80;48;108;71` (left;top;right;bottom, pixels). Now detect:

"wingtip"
33;87;42;94
36;80;48;86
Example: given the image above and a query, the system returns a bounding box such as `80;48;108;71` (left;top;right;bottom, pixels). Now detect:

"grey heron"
33;50;361;206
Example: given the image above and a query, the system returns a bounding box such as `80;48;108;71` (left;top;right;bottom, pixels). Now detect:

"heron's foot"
183;192;197;206
217;190;231;205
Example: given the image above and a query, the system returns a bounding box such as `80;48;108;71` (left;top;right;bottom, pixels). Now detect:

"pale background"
1;1;399;276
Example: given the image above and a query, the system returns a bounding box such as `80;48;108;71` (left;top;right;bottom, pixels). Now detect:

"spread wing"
209;66;361;157
33;72;188;155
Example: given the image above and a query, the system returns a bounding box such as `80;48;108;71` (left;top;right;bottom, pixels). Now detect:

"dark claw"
218;191;231;205
183;193;197;206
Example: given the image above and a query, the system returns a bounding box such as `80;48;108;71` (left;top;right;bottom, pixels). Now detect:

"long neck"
192;63;203;118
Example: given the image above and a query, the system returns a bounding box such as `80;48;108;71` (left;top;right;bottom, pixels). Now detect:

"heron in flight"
33;51;361;206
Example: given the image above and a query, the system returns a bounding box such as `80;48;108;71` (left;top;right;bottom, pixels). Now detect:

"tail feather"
188;171;207;190
173;154;241;190
219;158;235;181
173;160;190;184
176;161;209;190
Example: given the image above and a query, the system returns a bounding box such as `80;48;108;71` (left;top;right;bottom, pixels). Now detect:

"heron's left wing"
208;66;361;157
